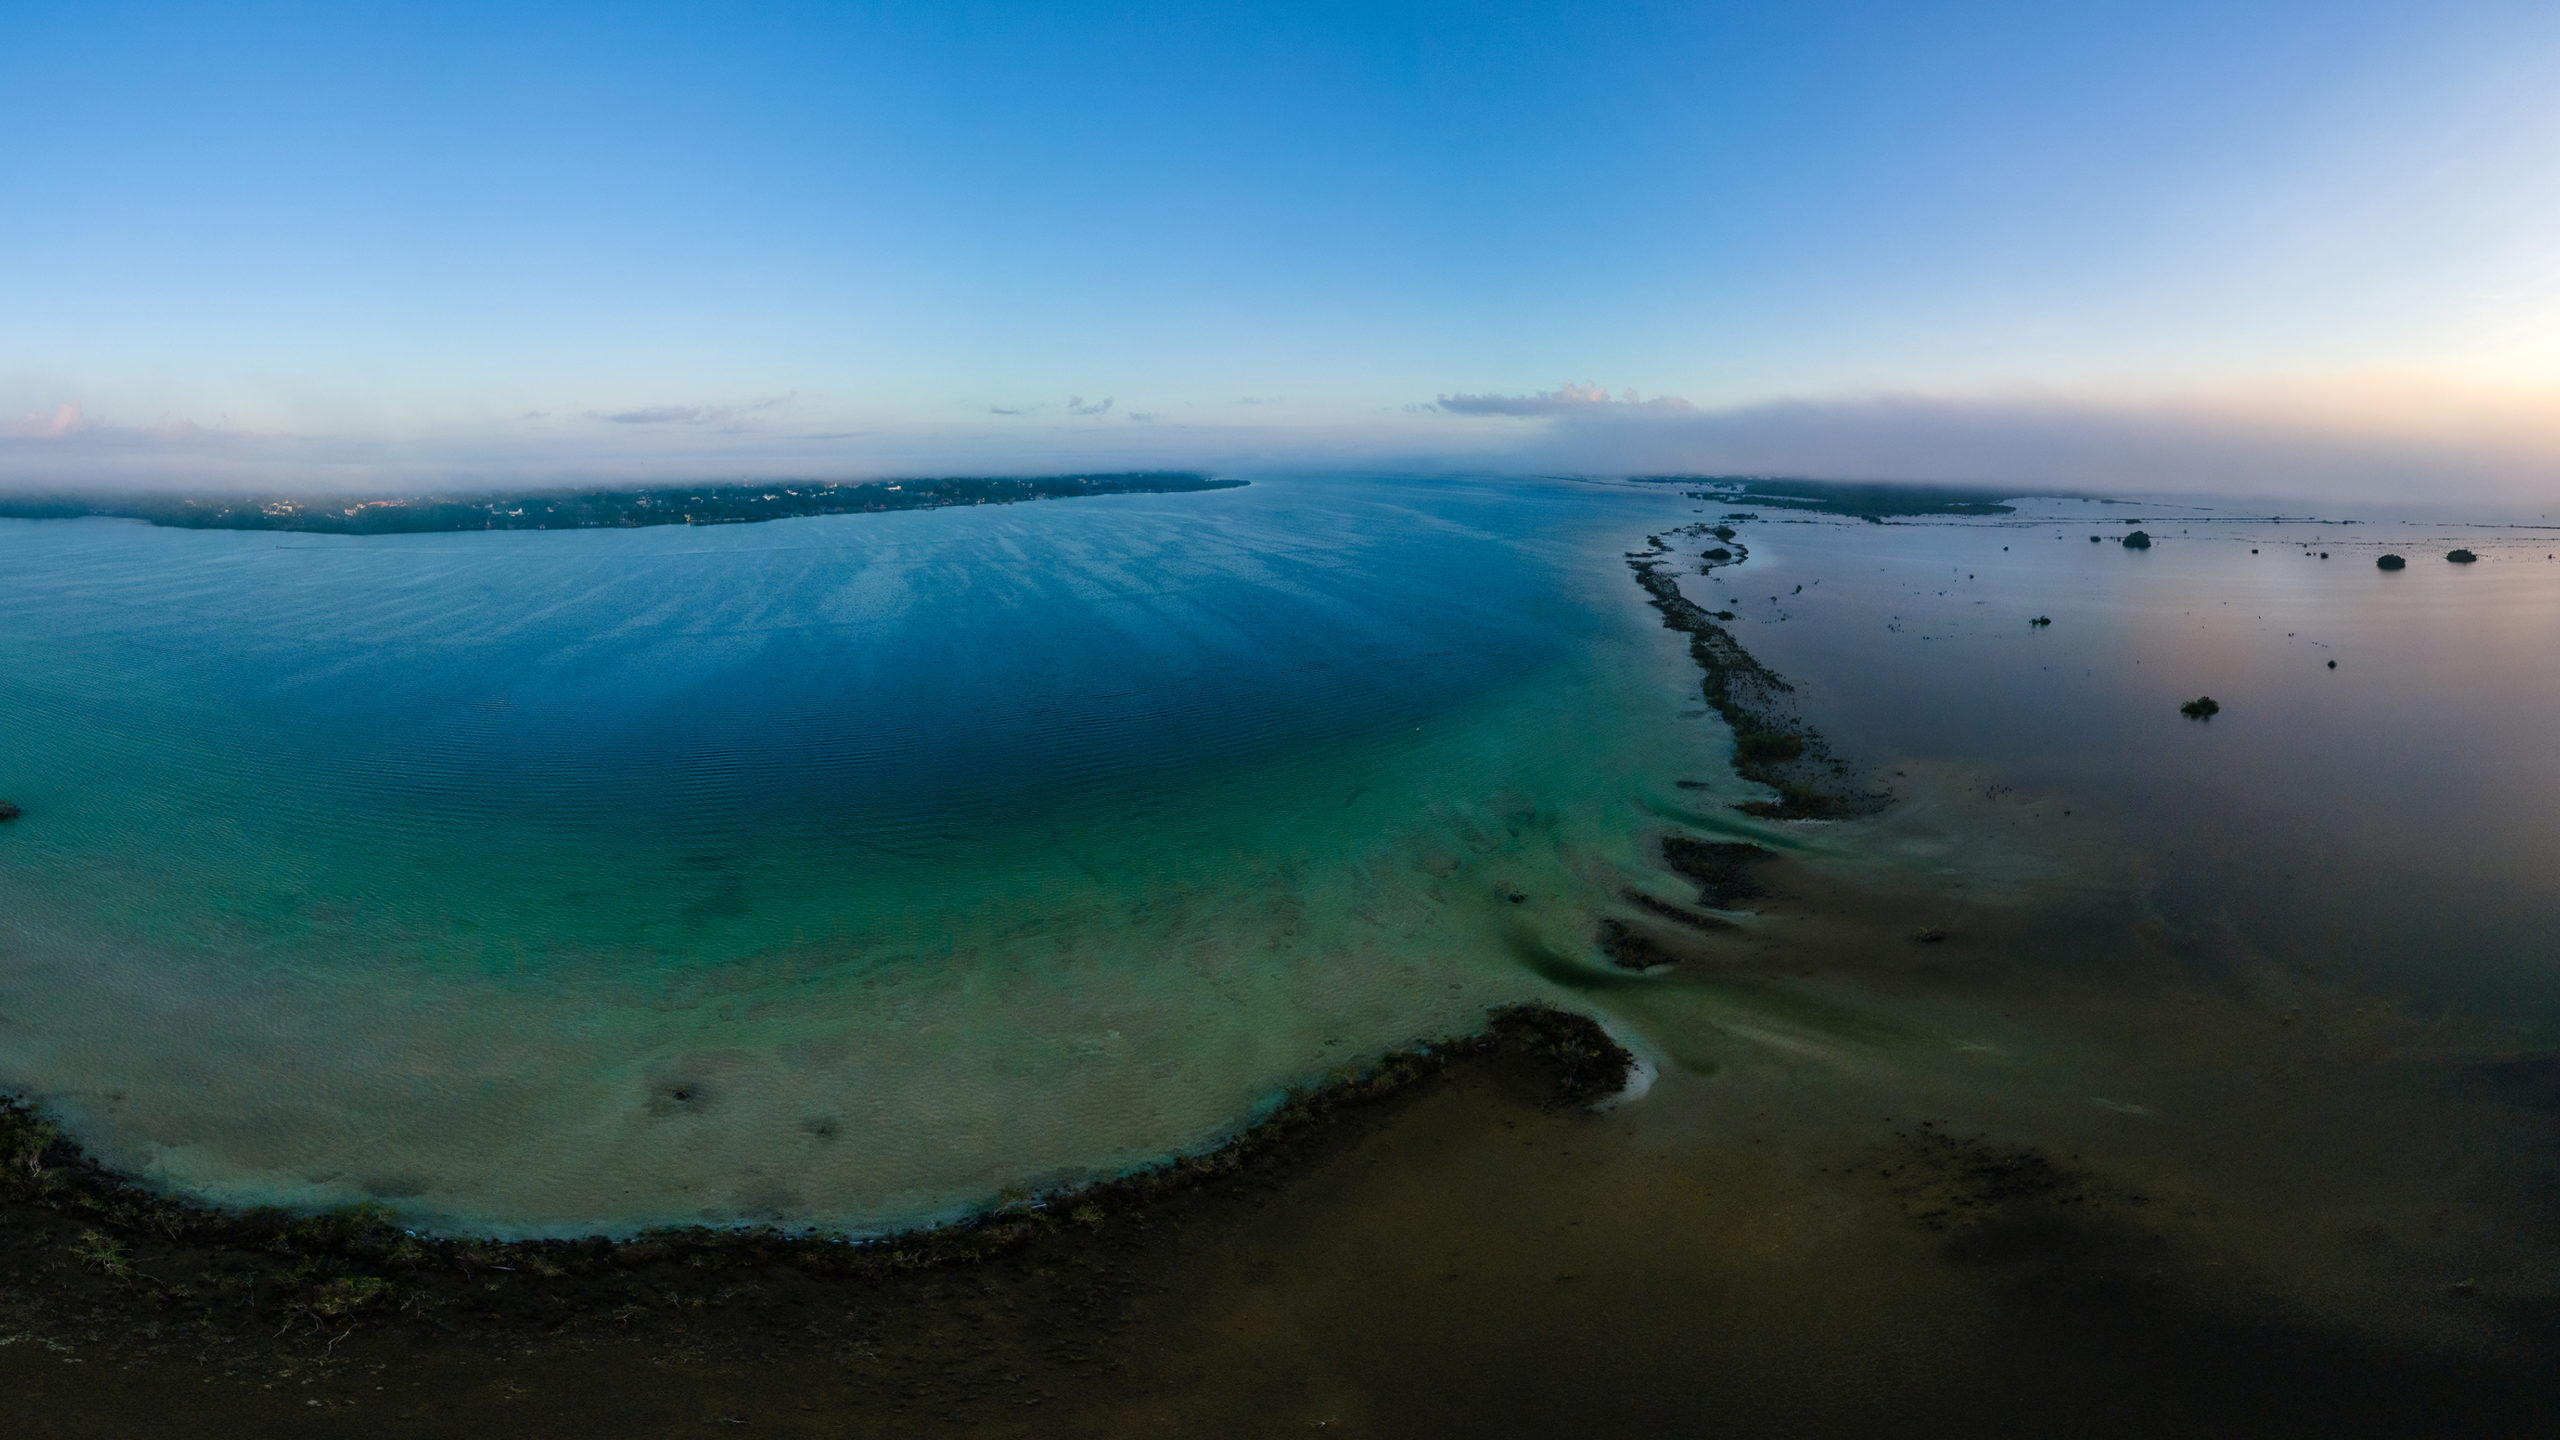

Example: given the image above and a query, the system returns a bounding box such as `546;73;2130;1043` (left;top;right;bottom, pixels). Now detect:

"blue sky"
5;1;2558;492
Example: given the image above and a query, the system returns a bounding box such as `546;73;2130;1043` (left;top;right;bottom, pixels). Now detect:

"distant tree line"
0;473;1243;535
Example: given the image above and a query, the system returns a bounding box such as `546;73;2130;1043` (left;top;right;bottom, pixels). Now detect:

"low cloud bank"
0;412;1506;495
4;385;2555;504
1496;388;2560;505
1432;382;1695;418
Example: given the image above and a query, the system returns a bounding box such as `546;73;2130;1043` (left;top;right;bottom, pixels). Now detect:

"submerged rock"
2180;696;2221;720
1597;918;1678;971
2377;554;2406;570
1734;729;1804;763
0;802;17;821
2447;548;2478;564
1661;836;1774;909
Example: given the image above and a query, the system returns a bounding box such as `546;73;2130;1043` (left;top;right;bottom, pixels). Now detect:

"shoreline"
0;1005;1630;1348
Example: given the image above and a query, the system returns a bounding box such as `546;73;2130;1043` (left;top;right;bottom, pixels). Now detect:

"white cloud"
5;402;84;438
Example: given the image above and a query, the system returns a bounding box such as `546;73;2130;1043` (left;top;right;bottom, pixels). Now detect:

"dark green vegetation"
2447;548;2478;563
1659;837;1773;909
0;1006;1627;1360
0;473;1242;535
2377;554;2407;570
1596;918;1681;971
2122;530;2152;549
2180;696;2221;720
1642;475;2021;519
2030;615;2052;627
1627;530;1881;819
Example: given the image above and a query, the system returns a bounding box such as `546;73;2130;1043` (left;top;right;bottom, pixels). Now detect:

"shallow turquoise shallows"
0;474;1727;1234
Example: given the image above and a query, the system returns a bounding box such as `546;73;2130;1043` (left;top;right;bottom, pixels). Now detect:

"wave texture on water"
0;474;1730;1234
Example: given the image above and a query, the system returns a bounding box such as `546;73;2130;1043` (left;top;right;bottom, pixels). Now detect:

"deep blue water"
0;473;1724;1231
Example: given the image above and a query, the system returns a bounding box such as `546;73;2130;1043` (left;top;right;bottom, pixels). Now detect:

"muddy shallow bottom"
7;821;2556;1438
9;494;2560;1433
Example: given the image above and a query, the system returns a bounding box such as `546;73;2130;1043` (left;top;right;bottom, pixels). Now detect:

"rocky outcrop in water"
1627;530;1883;819
1661;836;1774;908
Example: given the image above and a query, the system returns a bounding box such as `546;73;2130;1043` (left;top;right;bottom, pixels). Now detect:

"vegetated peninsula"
0;472;1244;535
1638;475;2022;519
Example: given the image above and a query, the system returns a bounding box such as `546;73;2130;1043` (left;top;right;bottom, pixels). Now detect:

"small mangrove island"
0;473;1243;536
1638;475;2023;520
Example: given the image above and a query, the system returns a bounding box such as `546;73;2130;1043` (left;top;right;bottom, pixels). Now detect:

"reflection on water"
1547;496;2560;1381
1711;499;2560;1026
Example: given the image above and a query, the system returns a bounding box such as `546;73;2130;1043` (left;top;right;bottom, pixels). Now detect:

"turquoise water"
0;475;1731;1234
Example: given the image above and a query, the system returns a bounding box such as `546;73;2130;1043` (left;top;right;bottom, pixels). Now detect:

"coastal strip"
1627;529;1881;818
0;473;1244;536
0;1005;1628;1346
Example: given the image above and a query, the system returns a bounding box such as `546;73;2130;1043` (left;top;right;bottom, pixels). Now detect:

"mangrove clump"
2447;549;2478;564
2180;696;2221;720
2377;554;2406;570
2122;531;2152;549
